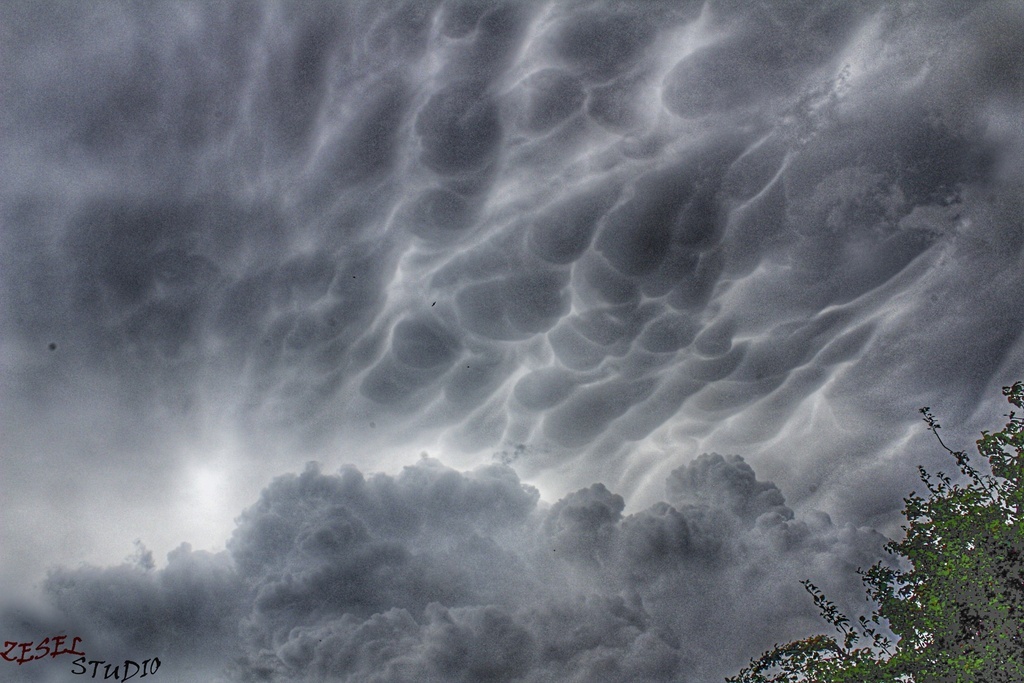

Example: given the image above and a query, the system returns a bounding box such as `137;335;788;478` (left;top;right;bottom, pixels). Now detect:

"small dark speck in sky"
48;342;57;351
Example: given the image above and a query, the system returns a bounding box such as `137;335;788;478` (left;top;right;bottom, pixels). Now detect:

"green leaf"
728;383;1024;683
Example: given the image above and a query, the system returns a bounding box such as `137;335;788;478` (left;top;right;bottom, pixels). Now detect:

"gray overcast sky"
2;1;1023;680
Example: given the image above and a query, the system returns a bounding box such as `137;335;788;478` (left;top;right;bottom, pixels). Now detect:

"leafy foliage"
727;382;1024;683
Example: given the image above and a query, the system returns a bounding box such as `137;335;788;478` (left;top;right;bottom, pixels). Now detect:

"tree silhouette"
727;382;1024;683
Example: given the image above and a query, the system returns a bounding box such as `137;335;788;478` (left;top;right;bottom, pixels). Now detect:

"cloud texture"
1;0;1023;679
15;456;889;682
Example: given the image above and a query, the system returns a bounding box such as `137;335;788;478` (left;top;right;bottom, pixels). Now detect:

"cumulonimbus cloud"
24;455;891;682
1;1;1022;679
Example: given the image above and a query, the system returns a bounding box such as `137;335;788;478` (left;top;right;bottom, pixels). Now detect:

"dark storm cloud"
20;457;890;682
2;0;1023;678
6;0;1020;468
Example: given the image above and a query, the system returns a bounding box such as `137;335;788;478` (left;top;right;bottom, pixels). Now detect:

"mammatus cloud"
3;456;890;682
1;0;1022;678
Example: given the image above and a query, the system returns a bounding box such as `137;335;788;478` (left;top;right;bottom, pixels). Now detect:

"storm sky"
2;1;1023;680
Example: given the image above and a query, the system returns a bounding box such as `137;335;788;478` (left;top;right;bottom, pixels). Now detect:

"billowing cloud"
8;456;890;682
